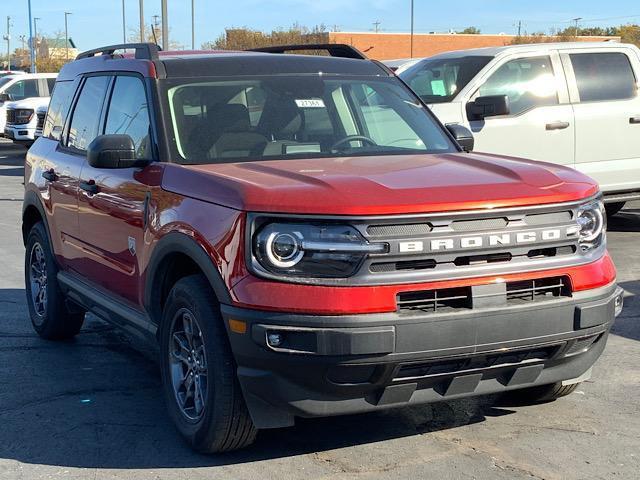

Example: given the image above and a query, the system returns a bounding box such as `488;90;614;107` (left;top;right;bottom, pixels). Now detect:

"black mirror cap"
87;134;146;169
466;95;510;121
446;124;474;152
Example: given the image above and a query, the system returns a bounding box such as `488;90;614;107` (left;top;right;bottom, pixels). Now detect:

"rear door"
560;47;640;193
464;51;575;166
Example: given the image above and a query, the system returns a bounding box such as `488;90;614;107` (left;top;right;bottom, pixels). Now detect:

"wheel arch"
145;232;233;325
22;190;52;248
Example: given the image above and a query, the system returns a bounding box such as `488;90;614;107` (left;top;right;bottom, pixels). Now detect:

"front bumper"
4;126;36;142
221;282;622;429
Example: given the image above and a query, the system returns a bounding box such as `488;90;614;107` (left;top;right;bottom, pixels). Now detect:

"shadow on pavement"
0;287;510;469
608;208;640;233
613;280;640;342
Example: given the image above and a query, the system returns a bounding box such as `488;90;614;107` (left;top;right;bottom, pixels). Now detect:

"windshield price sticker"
295;99;326;108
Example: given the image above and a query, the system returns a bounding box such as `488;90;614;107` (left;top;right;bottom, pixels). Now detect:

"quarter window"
477;56;558;116
105;76;152;159
67;76;110;151
43;81;76;141
570;52;637;102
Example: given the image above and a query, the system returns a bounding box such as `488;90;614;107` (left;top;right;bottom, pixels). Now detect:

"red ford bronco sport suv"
23;43;623;453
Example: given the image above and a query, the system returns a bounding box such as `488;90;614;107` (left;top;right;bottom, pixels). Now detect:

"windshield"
0;77;13;89
399;56;493;104
165;75;454;165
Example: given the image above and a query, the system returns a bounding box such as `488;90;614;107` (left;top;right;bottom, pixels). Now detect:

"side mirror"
466;95;510;121
446;124;474;152
87;134;145;169
0;93;11;103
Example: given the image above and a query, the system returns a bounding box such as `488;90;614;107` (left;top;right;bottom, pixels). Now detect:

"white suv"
0;73;57;133
395;42;640;215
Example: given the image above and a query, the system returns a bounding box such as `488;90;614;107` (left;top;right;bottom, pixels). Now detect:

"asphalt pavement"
0;139;638;479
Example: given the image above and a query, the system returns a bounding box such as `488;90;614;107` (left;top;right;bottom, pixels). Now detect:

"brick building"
327;32;621;60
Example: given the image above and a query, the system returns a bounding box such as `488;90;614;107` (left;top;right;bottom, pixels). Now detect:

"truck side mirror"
87;134;147;169
446;124;474;152
466;95;510;121
0;93;11;103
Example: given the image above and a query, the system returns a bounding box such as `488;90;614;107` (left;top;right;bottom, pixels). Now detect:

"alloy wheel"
29;242;48;323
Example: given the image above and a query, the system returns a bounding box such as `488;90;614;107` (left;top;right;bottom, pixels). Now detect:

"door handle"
80;180;99;195
630;116;640;124
42;169;57;182
546;121;570;131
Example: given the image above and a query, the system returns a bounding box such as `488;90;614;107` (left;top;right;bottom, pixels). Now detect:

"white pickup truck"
393;42;640;215
4;97;50;146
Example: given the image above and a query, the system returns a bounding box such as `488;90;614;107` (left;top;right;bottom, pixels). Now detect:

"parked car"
394;42;640;216
4;96;50;146
0;73;56;135
23;42;622;453
383;58;419;73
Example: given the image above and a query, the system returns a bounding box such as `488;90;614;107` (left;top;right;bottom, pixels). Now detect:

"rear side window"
5;79;39;100
43;81;76;141
477;56;558;116
570;52;637;102
104;76;152;159
67;76;110;151
46;78;56;95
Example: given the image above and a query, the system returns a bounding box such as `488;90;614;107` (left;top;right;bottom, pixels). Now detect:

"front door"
76;74;156;307
464;52;575;166
561;48;640;193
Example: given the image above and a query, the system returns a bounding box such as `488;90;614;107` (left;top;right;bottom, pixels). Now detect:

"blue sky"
4;0;640;51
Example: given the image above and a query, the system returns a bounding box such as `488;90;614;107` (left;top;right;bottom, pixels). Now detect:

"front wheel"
159;275;257;453
25;222;85;340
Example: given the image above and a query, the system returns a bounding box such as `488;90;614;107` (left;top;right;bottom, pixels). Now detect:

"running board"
57;271;157;342
603;191;640;203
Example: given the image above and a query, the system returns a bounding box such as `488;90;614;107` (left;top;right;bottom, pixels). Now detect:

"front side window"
399;56;493;104
5;79;39;100
166;76;454;165
67;76;110;151
570;52;637;102
105;76;152;159
477;56;558;116
43;81;76;141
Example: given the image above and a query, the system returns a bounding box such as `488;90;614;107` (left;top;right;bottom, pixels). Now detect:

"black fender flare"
144;232;233;322
22;190;54;248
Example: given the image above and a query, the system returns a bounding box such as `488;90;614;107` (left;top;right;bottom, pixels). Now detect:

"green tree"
203;24;330;51
458;27;481;34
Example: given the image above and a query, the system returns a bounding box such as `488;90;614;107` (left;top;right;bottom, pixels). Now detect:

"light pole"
410;0;414;58
139;0;145;42
161;0;168;50
4;16;10;70
28;0;35;72
122;0;126;43
572;17;582;37
191;0;195;50
33;17;40;71
64;12;72;61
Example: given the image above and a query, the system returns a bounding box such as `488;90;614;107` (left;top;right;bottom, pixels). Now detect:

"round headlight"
576;200;605;251
265;231;304;268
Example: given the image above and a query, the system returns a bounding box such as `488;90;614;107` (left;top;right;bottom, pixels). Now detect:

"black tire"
505;381;580;404
159;274;257;453
24;222;85;340
605;202;625;217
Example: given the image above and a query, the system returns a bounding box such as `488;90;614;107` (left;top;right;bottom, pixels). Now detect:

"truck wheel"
159;275;257;453
507;381;580;403
605;202;625;217
25;222;85;340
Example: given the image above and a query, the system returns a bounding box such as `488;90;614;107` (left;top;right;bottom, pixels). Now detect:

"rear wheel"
24;222;85;340
159;275;257;453
605;202;625;217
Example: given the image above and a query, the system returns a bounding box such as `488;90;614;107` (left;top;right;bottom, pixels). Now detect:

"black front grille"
6;109;16;125
395;345;558;380
397;276;570;313
36;111;46;130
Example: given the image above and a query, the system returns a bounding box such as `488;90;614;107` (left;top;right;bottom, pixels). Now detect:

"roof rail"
249;43;367;60
76;43;161;61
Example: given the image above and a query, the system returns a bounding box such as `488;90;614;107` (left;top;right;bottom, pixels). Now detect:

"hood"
161;152;599;216
5;96;50;110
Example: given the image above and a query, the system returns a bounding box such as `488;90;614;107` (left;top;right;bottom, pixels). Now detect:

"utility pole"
517;20;522;36
28;0;35;72
33;17;40;71
572;17;582;37
191;0;195;50
161;0;168;50
64;12;72;61
152;14;160;45
139;0;145;42
373;20;381;33
409;0;414;58
122;0;126;43
4;16;10;70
